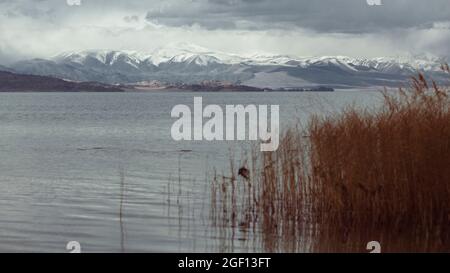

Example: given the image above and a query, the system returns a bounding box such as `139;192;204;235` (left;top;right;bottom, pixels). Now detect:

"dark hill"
0;70;123;92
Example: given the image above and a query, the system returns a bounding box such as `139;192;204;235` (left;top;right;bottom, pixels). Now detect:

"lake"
0;91;383;252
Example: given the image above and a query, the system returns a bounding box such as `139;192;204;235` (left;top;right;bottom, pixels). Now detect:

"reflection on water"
119;168;126;252
0;91;382;252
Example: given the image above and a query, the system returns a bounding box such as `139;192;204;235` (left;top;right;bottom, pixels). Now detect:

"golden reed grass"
210;69;450;252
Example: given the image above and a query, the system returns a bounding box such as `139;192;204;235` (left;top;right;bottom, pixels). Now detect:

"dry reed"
210;70;450;252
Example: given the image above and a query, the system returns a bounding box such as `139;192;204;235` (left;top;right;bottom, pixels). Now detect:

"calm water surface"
0;91;383;252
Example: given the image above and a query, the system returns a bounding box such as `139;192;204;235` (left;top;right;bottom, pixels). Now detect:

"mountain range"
1;44;449;89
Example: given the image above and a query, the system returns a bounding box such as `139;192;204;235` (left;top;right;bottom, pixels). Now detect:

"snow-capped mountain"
4;45;449;89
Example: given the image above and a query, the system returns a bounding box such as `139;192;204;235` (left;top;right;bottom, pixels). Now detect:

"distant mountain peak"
157;42;211;54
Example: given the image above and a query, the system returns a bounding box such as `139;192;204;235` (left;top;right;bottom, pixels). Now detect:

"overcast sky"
1;0;450;63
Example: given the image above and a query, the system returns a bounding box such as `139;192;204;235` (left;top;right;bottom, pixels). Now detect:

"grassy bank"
210;70;450;252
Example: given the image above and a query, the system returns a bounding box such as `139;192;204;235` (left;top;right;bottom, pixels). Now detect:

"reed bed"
210;70;450;252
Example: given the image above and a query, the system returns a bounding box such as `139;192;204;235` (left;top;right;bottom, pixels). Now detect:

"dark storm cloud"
144;0;450;33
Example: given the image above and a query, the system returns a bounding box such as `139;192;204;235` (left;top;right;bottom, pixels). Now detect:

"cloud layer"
145;0;450;33
0;0;449;63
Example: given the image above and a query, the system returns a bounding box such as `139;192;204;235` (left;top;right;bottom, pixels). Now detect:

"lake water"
0;91;383;252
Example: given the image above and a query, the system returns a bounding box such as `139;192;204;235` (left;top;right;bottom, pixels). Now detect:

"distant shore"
0;69;336;92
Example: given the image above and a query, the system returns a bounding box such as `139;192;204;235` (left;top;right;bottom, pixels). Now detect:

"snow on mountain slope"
148;43;244;65
243;71;315;89
55;50;143;69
